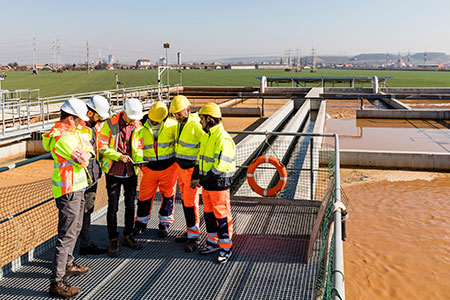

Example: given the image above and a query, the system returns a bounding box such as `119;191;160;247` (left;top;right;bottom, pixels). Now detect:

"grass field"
2;69;450;98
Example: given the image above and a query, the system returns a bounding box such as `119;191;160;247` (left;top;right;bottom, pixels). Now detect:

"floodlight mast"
163;43;170;86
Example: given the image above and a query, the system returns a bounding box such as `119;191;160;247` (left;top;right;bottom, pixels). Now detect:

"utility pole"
52;40;56;70
407;51;411;68
385;53;389;68
32;36;38;74
86;41;90;75
56;36;60;70
423;50;427;67
311;47;317;72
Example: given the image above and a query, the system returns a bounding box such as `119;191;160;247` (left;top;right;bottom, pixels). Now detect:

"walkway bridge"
0;98;347;299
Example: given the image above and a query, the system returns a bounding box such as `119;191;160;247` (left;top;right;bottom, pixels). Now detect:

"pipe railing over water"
229;130;346;299
0;84;174;140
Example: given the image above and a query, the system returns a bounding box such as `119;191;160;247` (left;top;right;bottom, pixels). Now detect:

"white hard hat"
86;95;110;119
61;97;89;121
123;98;143;120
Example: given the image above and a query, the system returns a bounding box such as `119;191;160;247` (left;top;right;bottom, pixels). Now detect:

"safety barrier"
229;131;346;300
0;84;179;139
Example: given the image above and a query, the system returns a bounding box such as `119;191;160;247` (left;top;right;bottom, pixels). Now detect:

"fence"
0;131;346;299
0;84;179;138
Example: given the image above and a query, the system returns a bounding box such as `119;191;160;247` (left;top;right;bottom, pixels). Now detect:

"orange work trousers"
202;189;233;251
137;163;177;230
177;164;200;240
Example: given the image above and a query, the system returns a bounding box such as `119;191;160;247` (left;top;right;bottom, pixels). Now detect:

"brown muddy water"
342;169;450;300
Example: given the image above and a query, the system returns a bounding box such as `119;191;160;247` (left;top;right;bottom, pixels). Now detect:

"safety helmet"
60;97;89;121
123;98;143;120
199;102;222;118
169;95;191;114
148;101;168;123
86;95;110;119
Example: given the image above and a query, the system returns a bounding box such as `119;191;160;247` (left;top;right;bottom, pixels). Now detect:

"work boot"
79;244;108;256
184;239;198;252
158;229;168;238
65;263;90;276
175;232;187;243
123;235;143;250
217;250;232;264
49;280;80;298
133;221;147;236
108;238;120;258
199;242;220;254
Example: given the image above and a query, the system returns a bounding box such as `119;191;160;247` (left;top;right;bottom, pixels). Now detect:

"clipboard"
129;158;148;166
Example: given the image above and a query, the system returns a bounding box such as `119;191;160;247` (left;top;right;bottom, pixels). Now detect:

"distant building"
136;59;151;69
108;55;115;64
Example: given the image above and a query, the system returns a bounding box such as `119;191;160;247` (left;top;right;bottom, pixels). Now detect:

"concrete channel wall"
338;150;450;171
382;88;450;94
356;109;450;119
379;97;411;110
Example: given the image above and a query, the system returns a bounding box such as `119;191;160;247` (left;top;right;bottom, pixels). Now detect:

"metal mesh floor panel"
0;196;321;300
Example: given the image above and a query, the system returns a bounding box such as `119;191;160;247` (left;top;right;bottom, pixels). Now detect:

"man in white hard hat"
43;97;94;298
98;98;144;257
77;95;110;256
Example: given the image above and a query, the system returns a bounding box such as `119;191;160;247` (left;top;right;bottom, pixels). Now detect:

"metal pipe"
0;152;51;173
1;101;5;136
333;134;345;300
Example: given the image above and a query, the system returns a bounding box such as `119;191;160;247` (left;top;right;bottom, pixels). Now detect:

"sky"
1;0;449;64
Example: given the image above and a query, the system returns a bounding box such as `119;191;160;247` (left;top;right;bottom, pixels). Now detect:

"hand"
190;179;201;189
119;154;132;163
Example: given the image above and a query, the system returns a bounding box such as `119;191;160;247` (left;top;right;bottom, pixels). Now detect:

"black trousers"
106;174;137;240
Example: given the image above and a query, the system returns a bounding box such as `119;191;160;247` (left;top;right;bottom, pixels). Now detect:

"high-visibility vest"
197;123;236;178
140;118;177;162
98;112;143;175
175;112;204;161
42;121;93;198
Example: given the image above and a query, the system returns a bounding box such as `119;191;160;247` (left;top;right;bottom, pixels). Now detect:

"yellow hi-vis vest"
197;123;236;178
42;122;94;198
140;118;177;162
175;113;204;161
98;112;143;175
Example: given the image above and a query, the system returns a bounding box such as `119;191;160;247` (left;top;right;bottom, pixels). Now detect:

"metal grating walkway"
0;195;321;300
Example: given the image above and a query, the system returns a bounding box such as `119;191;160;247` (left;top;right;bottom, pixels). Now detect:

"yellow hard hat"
148;101;168;123
199;102;222;118
169;95;191;114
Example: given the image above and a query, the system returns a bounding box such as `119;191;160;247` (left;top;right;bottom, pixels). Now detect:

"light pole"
163;43;170;86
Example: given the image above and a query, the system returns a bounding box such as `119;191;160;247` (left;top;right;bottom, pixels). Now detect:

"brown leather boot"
123;234;143;250
65;263;90;276
49;280;80;298
109;238;120;257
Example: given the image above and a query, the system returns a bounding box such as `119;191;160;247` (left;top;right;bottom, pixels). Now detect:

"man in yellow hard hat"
169;95;205;252
191;102;236;264
134;101;178;238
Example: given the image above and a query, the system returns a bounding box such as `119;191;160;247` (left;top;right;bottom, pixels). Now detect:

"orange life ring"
246;156;288;197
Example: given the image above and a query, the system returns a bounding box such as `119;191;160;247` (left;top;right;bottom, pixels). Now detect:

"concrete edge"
320;149;450;171
356;109;450;119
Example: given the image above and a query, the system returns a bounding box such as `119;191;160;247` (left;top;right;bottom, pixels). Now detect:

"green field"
2;69;450;98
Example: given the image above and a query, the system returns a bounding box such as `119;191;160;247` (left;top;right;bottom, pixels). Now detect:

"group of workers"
43;95;236;298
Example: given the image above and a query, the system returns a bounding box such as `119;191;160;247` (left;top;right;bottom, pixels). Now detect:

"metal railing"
0;84;180;139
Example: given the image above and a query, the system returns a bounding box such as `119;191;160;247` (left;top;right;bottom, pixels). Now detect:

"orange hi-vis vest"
42;121;94;198
98;112;143;176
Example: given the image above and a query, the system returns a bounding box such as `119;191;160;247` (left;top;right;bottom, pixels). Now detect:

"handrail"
333;134;345;300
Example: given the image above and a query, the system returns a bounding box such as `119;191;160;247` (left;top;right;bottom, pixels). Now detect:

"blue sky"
1;0;449;64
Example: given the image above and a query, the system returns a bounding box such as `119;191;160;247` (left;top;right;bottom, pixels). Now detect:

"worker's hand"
190;179;201;189
119;154;132;163
72;147;90;167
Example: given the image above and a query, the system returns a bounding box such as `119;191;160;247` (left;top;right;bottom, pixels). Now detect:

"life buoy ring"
247;156;287;197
